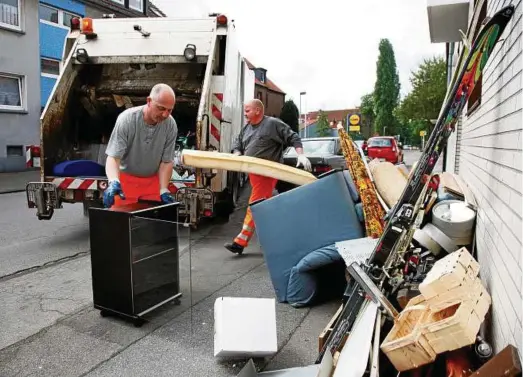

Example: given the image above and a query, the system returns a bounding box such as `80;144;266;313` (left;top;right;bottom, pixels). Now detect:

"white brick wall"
447;0;522;359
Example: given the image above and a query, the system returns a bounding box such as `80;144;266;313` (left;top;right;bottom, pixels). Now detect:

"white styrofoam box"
214;297;278;358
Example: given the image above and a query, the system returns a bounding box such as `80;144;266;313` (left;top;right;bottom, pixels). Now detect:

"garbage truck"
26;13;255;226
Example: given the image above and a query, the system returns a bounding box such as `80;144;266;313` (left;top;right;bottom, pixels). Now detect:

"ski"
366;4;515;279
316;4;515;364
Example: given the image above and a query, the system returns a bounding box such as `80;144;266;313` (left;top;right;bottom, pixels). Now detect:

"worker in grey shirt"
224;99;311;255
103;83;178;208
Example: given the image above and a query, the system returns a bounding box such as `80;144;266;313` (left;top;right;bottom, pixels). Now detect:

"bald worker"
224;99;311;255
103;83;178;208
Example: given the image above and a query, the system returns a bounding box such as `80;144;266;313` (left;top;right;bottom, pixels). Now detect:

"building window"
254;69;266;83
0;73;24;111
0;0;21;30
41;58;60;77
39;4;59;24
39;4;80;29
62;11;78;28
111;0;144;12
129;0;144;12
6;145;23;157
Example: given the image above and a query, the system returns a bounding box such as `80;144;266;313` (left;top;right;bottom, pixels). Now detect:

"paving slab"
0;325;121;377
0;257;93;350
0;186;341;377
83;263;319;377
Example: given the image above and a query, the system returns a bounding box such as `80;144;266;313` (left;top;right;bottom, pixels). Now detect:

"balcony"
427;0;470;43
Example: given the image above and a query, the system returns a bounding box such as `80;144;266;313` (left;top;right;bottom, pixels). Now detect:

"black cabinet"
88;201;181;326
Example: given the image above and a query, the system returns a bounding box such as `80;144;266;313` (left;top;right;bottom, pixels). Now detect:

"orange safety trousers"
113;172;161;207
234;173;278;247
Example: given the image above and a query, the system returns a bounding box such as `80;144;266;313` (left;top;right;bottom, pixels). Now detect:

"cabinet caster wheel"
133;318;145;328
100;310;110;318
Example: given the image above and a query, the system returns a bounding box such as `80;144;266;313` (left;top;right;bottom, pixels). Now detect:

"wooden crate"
422;283;491;354
380;296;437;372
419;247;480;300
425;275;485;308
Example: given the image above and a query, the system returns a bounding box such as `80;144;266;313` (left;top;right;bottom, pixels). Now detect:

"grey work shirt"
105;105;178;177
232;116;303;163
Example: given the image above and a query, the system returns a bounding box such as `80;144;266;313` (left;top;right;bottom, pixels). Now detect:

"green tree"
396;56;447;137
374;39;400;135
279;99;300;134
315;110;331;137
359;92;375;138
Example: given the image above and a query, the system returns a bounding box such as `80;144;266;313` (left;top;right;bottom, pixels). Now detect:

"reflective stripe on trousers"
234;173;278;247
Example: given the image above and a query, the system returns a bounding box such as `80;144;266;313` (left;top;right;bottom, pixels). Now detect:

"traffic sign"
349;114;360;125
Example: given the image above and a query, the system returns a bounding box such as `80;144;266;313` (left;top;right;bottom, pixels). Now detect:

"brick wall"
447;0;522;358
255;86;285;118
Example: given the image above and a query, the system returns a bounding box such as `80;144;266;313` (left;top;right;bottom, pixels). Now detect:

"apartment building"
0;0;41;172
39;0;165;110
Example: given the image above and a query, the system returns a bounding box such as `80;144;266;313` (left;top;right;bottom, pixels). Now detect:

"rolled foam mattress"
368;161;407;208
181;149;317;186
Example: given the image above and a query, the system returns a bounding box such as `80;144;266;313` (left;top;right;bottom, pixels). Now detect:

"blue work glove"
160;189;175;204
103;180;125;208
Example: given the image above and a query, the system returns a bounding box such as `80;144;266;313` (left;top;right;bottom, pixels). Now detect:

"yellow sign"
349;114;360;125
349;125;360;132
420;130;426;136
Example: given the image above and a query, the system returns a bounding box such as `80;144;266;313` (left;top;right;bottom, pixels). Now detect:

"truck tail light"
216;14;227;25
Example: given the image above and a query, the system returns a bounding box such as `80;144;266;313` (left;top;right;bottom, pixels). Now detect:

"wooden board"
471;344;522;377
181;149;318;186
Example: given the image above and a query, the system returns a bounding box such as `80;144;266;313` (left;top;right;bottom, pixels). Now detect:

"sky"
152;0;446;113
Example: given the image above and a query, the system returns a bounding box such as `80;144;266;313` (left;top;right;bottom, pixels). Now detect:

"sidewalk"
0;188;339;377
0;170;40;194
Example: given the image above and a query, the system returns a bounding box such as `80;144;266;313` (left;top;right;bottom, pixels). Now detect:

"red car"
366;136;403;164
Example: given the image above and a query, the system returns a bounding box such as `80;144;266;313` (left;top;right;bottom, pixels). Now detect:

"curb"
0;189;25;195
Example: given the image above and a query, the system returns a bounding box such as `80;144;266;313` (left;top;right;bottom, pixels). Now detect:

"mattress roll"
369;161;407;208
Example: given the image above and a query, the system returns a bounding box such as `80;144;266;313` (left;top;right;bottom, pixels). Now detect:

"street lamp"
300;91;306;137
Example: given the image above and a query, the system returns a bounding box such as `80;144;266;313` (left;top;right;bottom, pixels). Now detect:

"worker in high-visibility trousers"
103;83;178;208
224;99;312;255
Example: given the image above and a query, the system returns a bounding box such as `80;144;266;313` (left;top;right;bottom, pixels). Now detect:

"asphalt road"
0;192;202;279
0;193;90;278
0;188;339;377
402;149;443;172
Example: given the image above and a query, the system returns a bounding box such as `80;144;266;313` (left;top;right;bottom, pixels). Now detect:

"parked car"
277;136;360;193
354;139;368;155
366;136;403;164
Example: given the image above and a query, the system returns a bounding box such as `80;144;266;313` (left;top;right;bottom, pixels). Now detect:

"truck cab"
26;14;255;225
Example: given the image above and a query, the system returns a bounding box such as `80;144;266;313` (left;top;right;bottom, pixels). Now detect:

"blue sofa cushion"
355;202;364;223
341;170;360;203
250;171;364;303
287;244;343;307
53;160;105;177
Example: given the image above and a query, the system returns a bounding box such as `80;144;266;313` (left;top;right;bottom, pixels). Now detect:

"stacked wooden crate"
380;247;492;372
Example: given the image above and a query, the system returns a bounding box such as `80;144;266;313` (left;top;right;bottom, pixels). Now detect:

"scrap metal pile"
311;6;521;376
